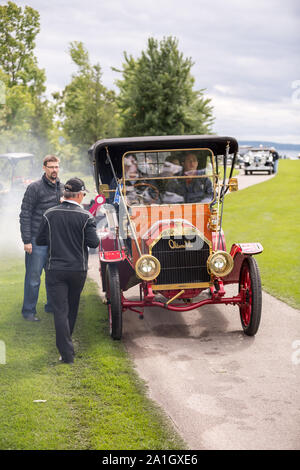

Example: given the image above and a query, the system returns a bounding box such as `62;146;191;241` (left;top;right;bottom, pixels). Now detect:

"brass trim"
152;282;212;291
166;290;185;304
228;177;238;192
149;224;212;252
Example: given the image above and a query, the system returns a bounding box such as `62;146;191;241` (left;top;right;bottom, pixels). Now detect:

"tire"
239;257;262;336
106;263;122;340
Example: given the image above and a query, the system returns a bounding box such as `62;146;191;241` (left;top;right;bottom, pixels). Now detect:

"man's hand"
24;243;32;254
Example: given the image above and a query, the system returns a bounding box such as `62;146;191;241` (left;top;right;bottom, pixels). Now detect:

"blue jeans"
21;238;52;317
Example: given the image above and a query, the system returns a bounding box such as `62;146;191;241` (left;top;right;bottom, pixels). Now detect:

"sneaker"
23;314;40;322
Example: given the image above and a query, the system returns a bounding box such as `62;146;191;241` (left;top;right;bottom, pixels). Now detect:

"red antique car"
88;135;263;340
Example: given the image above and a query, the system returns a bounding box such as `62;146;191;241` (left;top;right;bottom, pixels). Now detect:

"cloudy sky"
12;0;300;144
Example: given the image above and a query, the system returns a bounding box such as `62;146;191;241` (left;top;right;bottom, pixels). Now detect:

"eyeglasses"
46;165;59;170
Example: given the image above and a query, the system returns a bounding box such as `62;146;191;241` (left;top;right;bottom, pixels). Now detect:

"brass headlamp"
135;255;161;281
207;251;234;277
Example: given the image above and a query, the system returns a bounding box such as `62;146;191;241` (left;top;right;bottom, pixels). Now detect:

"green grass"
0;256;185;450
222;160;300;309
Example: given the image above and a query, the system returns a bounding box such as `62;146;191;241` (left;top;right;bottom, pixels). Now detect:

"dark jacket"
36;201;99;271
166;172;214;203
19;174;63;244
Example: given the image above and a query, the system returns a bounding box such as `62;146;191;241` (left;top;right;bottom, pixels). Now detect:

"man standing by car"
36;178;99;364
270;147;280;174
19;155;63;321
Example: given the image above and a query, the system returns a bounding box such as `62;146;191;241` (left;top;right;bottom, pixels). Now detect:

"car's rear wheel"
106;263;122;340
239;257;262;336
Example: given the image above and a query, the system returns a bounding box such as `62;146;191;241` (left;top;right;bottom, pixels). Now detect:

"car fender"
223;243;263;284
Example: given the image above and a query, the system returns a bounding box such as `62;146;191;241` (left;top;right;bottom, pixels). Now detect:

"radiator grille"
151;235;211;285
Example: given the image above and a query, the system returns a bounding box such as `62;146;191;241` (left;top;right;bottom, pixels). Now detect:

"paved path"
88;172;300;450
236;171;275;190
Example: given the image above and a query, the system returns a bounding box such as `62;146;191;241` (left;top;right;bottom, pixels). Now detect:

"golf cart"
0;153;35;201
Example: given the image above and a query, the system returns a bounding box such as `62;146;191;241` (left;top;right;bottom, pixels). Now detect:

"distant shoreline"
239;140;300;152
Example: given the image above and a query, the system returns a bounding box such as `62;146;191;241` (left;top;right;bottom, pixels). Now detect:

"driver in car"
166;153;213;203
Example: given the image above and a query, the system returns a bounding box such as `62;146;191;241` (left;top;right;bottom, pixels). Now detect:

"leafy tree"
114;36;214;136
0;1;42;91
54;41;120;169
0;2;54;158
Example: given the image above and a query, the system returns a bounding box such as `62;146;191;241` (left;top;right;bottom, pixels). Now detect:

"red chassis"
89;196;263;327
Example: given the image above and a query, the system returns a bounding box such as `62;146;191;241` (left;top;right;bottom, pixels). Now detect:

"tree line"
0;1;214;172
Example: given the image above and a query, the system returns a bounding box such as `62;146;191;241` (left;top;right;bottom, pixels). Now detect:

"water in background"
279;149;300;159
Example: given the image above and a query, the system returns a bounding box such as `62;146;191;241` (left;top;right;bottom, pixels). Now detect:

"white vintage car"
243;148;274;175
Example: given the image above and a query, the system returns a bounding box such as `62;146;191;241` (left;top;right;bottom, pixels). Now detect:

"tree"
114;36;214;136
54;41;120;169
0;1;43;91
0;2;54;157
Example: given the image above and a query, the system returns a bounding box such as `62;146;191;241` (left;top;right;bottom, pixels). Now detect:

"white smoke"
0;192;24;257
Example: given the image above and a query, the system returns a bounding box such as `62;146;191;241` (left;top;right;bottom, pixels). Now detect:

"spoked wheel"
239;256;262;336
106;263;122;340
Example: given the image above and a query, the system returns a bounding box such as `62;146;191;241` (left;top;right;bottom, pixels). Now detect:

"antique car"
243;147;274;174
0;152;35;203
88;135;263;340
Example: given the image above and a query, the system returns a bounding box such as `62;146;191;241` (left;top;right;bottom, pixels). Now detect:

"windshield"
0;157;34;192
122;149;215;206
12;157;32;178
246;150;271;160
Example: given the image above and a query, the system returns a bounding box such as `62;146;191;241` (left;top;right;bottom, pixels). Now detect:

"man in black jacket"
19;155;63;321
36;177;99;364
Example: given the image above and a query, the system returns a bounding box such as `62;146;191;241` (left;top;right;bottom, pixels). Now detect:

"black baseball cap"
64;177;89;193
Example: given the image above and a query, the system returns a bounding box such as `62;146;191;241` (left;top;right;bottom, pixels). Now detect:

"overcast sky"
12;0;300;144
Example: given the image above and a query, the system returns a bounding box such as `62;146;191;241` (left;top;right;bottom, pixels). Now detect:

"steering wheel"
133;182;160;203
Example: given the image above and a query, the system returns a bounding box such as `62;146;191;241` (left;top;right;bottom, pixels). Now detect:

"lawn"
0;255;185;450
222;160;300;309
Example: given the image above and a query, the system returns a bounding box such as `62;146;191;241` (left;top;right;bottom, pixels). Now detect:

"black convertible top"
89;135;238;187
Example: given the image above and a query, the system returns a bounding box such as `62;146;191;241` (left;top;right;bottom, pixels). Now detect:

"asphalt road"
88;172;300;450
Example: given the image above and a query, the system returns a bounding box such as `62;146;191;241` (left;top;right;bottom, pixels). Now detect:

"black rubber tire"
239;256;262;336
106;263;122;340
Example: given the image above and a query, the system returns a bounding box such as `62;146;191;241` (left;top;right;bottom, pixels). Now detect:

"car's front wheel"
106;263;122;340
239;257;262;336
